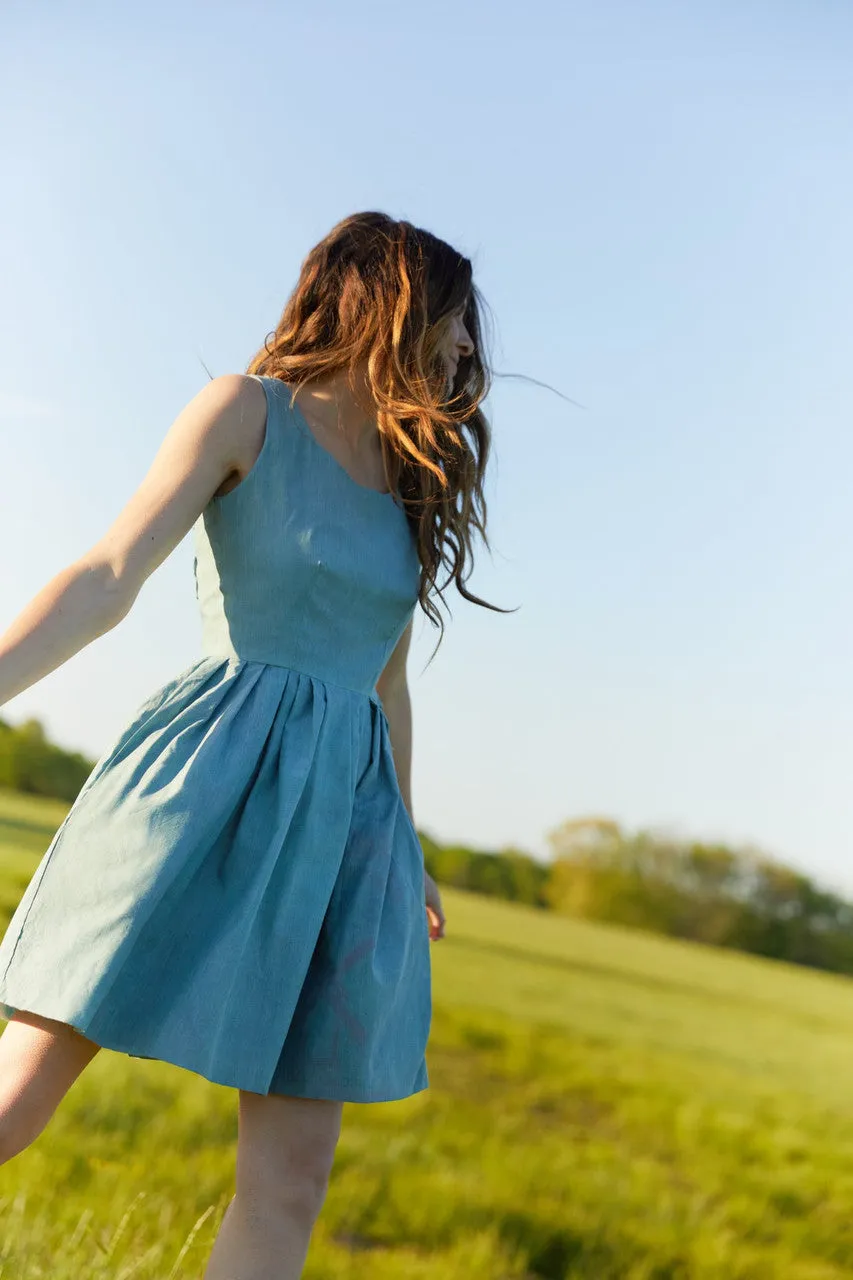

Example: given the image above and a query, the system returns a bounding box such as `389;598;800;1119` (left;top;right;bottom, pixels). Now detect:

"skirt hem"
0;998;429;1105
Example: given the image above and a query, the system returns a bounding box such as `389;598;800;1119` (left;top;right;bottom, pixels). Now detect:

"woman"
0;210;504;1277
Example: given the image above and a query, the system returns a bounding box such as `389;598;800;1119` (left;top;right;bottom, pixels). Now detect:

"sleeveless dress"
0;375;431;1102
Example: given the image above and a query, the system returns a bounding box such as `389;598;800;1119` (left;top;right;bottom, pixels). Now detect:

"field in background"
0;787;852;1277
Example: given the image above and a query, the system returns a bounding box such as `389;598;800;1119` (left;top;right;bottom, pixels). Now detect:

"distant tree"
544;814;853;976
0;717;94;802
500;845;551;907
417;830;548;907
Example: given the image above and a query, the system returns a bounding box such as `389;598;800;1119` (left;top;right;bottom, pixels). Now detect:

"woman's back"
194;375;420;696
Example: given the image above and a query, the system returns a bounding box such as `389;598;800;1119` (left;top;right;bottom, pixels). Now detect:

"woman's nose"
456;322;475;357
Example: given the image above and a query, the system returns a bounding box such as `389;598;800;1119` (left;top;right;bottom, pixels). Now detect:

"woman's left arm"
379;675;414;814
376;620;446;940
375;622;415;820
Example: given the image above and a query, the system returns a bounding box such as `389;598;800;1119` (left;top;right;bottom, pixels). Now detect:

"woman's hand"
424;872;446;940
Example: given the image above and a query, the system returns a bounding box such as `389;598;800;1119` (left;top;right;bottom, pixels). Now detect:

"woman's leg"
203;1090;344;1280
0;1010;101;1162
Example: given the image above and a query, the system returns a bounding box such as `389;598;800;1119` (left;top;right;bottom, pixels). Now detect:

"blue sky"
3;1;853;892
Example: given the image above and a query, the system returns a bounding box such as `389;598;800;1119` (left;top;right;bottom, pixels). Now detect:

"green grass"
0;785;851;1277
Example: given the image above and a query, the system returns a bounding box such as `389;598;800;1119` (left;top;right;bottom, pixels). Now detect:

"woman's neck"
293;365;380;453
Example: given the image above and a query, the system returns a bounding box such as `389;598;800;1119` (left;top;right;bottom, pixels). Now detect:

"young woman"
0;210;504;1278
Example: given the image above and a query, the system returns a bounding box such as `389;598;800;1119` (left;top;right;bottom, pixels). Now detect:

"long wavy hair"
245;211;512;651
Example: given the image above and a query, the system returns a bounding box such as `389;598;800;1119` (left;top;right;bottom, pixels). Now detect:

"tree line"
423;817;853;978
0;717;95;802
2;718;852;979
540;817;853;976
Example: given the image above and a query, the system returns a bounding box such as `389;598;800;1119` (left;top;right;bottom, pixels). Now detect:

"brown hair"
245;210;512;652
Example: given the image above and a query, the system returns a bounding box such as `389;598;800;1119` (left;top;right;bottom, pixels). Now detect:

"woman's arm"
375;618;414;820
0;374;267;710
376;620;446;940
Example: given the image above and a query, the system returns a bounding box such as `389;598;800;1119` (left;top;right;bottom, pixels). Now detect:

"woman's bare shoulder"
196;373;268;496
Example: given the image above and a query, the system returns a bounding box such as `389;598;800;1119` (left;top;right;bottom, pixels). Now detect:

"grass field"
0;786;852;1278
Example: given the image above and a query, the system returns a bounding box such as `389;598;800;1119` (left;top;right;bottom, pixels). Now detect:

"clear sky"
2;1;852;893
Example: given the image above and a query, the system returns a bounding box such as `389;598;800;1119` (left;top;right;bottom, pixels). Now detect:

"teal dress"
0;375;431;1102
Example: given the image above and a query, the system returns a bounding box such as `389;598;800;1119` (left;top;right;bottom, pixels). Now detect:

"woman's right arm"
0;373;266;710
